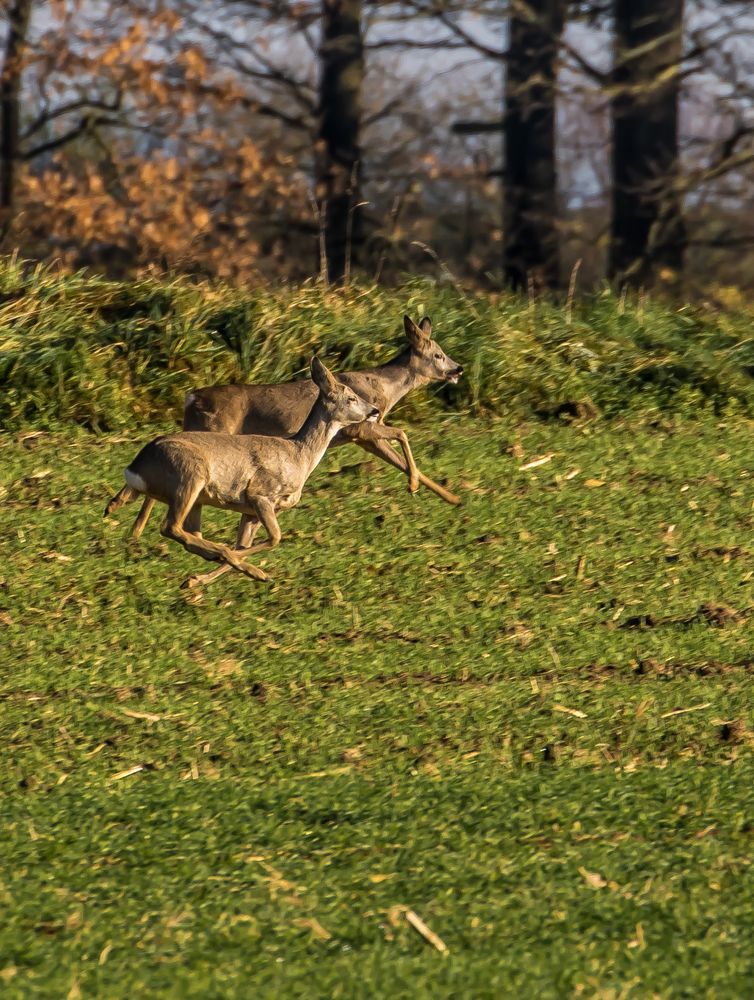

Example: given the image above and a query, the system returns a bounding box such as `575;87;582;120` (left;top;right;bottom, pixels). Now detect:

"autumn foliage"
18;140;305;281
3;2;311;281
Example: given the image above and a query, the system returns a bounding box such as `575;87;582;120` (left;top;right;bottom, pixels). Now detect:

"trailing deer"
104;358;378;585
130;316;463;565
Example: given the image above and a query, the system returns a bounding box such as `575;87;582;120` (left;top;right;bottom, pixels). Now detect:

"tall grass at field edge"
2;258;754;430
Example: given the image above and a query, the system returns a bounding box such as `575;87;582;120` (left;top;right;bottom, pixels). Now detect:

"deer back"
183;370;396;438
184;379;319;436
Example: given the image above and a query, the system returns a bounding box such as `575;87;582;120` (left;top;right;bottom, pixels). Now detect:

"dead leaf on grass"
120;709;173;723
627;923;645;949
302;766;351;779
42;550;73;563
18;430;46;447
293;917;332;941
579;867;606;889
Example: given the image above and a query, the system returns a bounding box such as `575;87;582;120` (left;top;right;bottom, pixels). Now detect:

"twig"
410;240;481;319
520;453;555;470
308;189;328;287
344;160;366;288
553;704;587;719
405;909;448;954
110;764;144;781
661;703;711;719
565;258;582;324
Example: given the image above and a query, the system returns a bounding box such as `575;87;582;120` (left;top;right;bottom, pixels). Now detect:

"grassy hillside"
2;264;754;996
2;259;754;431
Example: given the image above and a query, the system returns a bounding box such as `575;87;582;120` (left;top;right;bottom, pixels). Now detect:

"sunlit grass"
3;413;754;996
3;264;754;995
3;257;754;431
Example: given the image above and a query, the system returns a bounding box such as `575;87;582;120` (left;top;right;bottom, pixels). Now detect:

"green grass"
3;408;754;997
4;258;754;431
4;261;754;995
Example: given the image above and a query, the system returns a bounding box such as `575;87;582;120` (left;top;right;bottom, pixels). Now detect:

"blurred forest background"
1;0;753;293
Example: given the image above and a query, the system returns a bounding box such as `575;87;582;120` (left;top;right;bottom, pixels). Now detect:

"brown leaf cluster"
6;2;312;282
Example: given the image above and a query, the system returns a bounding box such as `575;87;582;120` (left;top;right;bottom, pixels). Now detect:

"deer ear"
310;356;339;396
419;316;432;336
403;315;428;349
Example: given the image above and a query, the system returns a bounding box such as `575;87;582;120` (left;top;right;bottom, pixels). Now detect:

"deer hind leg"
104;485;137;518
227;513;260;549
161;483;268;583
353;433;461;506
133;498;202;541
131;497;155;539
182;514;261;590
183;502;203;536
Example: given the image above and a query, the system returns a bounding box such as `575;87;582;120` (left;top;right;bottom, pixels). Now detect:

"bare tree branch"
22;96;122;139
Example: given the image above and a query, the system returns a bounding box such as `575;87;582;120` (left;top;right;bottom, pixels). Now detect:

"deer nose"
370;406;380;418
454;366;463;376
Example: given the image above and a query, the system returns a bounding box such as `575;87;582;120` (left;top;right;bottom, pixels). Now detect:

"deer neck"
370;349;426;415
293;397;341;478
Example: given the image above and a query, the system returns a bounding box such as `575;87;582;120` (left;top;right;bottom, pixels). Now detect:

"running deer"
130;316;463;557
104;359;379;585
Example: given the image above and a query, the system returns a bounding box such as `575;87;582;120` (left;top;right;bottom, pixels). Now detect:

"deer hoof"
240;562;269;583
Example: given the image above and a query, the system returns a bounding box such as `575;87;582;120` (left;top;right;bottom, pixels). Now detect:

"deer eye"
434;353;442;360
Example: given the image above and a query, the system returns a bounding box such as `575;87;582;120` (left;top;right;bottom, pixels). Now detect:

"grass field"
3;408;754;997
3;267;754;996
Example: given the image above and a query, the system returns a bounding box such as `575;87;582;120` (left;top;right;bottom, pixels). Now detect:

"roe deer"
130;315;463;557
104;358;378;585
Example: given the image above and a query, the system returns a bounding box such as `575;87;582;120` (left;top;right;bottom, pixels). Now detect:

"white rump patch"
124;468;147;493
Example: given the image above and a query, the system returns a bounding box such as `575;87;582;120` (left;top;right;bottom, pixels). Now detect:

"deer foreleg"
161;484;268;583
182;514;262;590
354;437;460;506
355;422;420;493
182;497;280;591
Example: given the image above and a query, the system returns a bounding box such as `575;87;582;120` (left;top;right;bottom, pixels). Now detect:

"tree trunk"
1;0;33;216
504;0;564;291
609;0;685;286
317;0;363;285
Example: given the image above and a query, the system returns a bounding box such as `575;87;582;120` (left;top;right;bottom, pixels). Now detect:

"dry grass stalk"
110;764;145;781
660;703;711;719
553;704;587;719
405;909;448;954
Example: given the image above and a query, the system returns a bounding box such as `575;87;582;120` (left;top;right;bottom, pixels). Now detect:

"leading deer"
130;315;463;587
104;358;378;585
